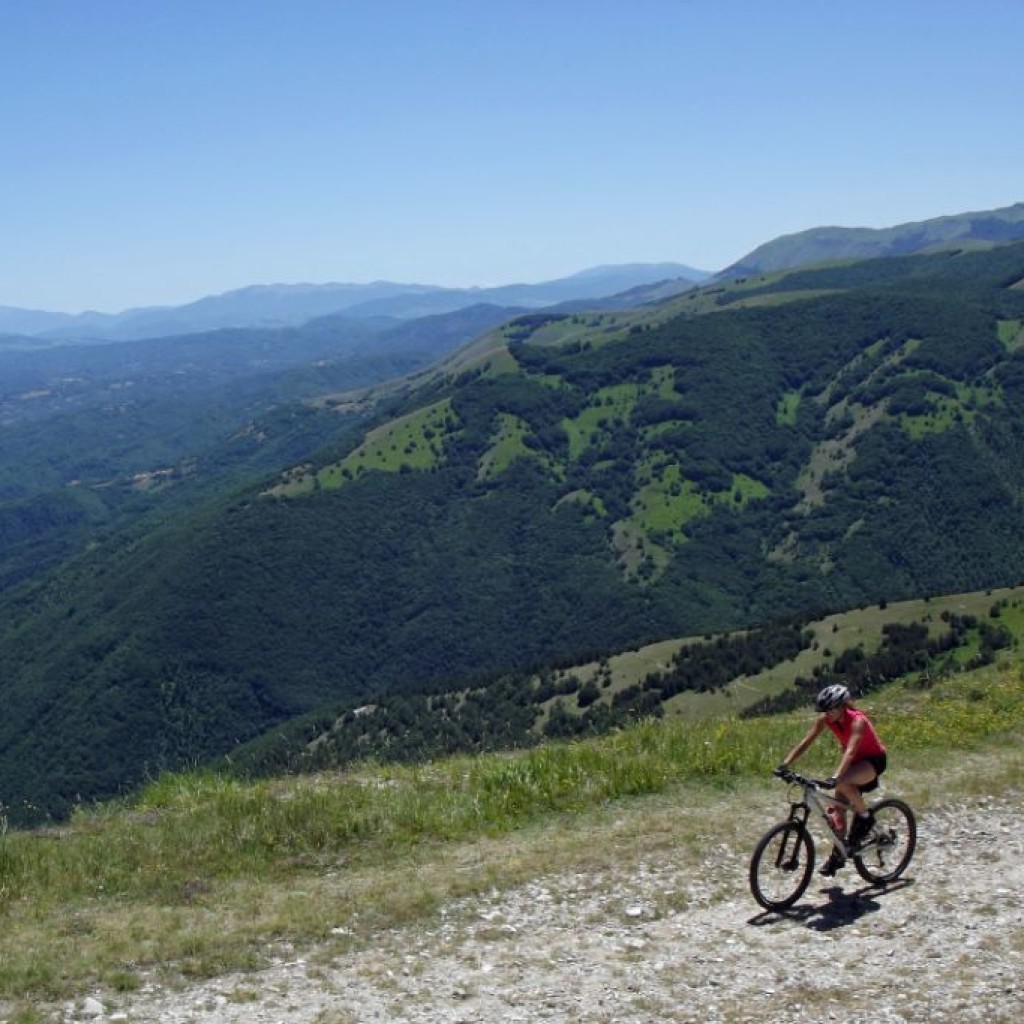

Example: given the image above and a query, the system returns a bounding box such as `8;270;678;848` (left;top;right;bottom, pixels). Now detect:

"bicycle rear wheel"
749;821;814;911
853;798;916;884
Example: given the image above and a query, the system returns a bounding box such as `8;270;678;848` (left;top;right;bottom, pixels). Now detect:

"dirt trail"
55;792;1023;1024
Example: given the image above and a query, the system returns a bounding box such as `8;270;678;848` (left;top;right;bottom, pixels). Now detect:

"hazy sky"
3;0;1022;313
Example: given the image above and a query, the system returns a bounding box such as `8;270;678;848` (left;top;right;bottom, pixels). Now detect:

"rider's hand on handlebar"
773;764;789;778
821;776;837;789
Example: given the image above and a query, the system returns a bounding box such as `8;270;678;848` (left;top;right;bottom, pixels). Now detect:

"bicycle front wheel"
853;798;917;884
749;821;814;911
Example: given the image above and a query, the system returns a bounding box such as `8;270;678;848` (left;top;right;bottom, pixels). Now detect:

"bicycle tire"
853;797;917;884
749;821;815;911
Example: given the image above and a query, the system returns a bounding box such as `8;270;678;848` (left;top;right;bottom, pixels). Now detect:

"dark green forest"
3;242;1024;823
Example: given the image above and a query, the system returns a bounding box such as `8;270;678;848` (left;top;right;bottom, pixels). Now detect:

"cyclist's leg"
835;760;877;815
839;760;882;845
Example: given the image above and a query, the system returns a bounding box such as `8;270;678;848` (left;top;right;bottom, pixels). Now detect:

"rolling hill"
3;237;1024;823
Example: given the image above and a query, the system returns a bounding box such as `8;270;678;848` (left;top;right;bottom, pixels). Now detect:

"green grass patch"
266;399;459;497
477;411;564;482
650;364;681;399
611;464;770;581
514;315;607;348
477;412;537;480
627;465;768;556
897;379;1001;439
474;346;520;378
563;382;641;459
562;369;687;462
554;488;607;521
900;394;975;438
630;463;707;534
776;390;801;426
997;318;1024;352
729;473;769;504
322;400;455;485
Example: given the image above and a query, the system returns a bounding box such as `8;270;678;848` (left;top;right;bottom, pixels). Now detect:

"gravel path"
55;793;1023;1024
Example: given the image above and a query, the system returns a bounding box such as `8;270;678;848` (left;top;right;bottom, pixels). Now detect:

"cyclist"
776;684;888;876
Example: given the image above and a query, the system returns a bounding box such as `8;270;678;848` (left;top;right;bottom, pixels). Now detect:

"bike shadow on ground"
748;876;915;932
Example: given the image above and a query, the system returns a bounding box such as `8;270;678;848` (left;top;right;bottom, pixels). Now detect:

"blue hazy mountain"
0;263;707;345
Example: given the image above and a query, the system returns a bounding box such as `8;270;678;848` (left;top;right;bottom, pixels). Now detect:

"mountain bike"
749;767;917;911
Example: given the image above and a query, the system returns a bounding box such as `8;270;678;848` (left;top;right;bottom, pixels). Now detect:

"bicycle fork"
777;803;812;870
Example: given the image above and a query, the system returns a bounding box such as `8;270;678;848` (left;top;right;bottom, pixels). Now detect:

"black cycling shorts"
858;752;887;792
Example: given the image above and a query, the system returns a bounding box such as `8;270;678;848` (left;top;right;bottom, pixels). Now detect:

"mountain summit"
720;201;1024;279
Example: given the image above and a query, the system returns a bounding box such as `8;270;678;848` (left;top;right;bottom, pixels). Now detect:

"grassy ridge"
524;585;1024;726
1;667;1022;1006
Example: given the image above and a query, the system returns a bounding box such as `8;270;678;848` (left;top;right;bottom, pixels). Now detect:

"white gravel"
52;793;1024;1024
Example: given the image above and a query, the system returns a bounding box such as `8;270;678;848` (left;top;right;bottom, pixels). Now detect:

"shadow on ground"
748;876;915;932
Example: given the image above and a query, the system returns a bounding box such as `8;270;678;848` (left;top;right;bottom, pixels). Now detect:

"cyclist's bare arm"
781;715;827;766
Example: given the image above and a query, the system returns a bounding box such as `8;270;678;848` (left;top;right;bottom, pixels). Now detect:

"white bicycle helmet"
815;684;850;712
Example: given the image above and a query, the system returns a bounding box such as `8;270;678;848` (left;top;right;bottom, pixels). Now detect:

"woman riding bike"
777;684;888;876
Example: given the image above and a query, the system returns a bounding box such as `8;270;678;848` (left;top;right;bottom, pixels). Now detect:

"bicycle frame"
784;781;858;858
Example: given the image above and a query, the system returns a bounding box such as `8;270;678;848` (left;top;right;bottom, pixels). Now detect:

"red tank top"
826;707;886;758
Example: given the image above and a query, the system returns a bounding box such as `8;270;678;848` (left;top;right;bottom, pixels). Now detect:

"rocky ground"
47;791;1023;1024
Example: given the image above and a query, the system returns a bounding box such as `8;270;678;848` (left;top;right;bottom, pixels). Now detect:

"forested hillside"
3;242;1024;823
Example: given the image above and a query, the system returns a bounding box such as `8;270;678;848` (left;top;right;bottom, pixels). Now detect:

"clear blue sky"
2;0;1022;313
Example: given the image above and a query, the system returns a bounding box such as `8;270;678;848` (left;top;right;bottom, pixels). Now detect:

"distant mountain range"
6;199;1024;349
6;199;1024;346
0;263;708;345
